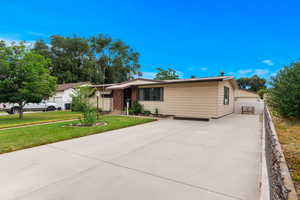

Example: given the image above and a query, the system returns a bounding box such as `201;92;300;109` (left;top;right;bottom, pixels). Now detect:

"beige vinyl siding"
216;80;234;117
139;82;219;118
89;96;112;111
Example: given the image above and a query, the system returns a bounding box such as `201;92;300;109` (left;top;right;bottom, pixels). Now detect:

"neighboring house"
234;89;260;102
92;76;238;119
234;89;264;114
48;82;91;110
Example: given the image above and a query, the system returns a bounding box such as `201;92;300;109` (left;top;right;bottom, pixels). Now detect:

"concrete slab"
0;146;100;200
0;114;261;200
20;162;234;200
48;119;195;160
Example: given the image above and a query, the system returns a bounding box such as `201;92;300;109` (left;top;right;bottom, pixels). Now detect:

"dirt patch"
273;116;300;197
64;122;106;127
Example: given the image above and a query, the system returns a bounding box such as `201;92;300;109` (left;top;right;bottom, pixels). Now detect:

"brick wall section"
113;89;124;111
131;87;138;104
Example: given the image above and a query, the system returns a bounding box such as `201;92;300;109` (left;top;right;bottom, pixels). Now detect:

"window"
101;94;112;98
224;86;230;105
139;88;163;101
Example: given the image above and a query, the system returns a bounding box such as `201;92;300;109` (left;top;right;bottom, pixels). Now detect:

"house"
91;76;238;119
234;89;264;114
234;89;260;102
48;82;91;110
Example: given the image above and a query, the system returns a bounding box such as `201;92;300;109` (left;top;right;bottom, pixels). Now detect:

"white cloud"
238;69;252;75
254;69;269;76
0;37;34;47
200;67;207;71
141;72;156;79
228;72;235;76
177;70;184;78
262;59;274;66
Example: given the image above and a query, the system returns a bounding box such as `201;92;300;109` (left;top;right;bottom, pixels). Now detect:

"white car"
1;101;61;114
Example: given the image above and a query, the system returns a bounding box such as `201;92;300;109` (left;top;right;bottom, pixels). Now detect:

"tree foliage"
257;88;268;99
269;62;300;119
32;35;141;84
71;86;97;126
154;67;179;80
236;75;266;92
0;41;57;119
71;86;95;112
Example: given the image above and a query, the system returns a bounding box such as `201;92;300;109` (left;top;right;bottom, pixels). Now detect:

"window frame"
138;87;164;101
224;86;230;105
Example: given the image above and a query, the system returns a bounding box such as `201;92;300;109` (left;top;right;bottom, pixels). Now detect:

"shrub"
131;102;143;115
269;62;300;119
128;108;134;115
143;110;151;116
71;87;95;112
79;109;97;126
257;88;268;99
155;108;159;115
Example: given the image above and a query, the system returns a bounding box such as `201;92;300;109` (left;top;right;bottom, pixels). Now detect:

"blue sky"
1;0;300;80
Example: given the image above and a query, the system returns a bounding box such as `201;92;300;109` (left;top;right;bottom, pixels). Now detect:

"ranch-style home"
92;76;239;119
48;82;91;110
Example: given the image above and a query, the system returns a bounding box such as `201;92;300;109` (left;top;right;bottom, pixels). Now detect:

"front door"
123;88;132;109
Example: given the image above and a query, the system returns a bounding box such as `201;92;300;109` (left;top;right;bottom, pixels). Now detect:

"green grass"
0;115;155;154
0;111;82;129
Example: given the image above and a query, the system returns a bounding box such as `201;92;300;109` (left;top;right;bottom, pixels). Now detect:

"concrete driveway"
0;114;261;200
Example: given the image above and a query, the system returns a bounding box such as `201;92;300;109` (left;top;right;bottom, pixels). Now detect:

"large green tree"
0;41;57;119
269;62;300;118
236;75;266;92
90;34;141;84
49;35;91;83
154;67;179;80
33;35;141;84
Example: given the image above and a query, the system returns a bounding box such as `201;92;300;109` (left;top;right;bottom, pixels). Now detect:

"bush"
131;102;143;115
80;109;97;126
143;110;151;116
155;108;159;115
269;62;300;119
257;88;268;99
71;87;95;112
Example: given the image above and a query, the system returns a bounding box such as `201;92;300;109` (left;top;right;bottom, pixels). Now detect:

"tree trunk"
18;103;24;120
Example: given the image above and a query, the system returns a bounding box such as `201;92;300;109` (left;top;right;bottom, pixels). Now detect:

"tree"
33;40;52;58
269;62;300;118
154;68;179;80
236;77;250;89
0;42;57;119
236;75;266;92
71;86;95;112
90;34;141;84
71;86;97;126
34;34;142;84
191;75;196;78
49;35;91;83
257;88;268;99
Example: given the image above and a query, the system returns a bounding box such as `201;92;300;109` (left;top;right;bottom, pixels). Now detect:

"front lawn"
273;117;300;196
0;111;81;129
0;115;155;154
